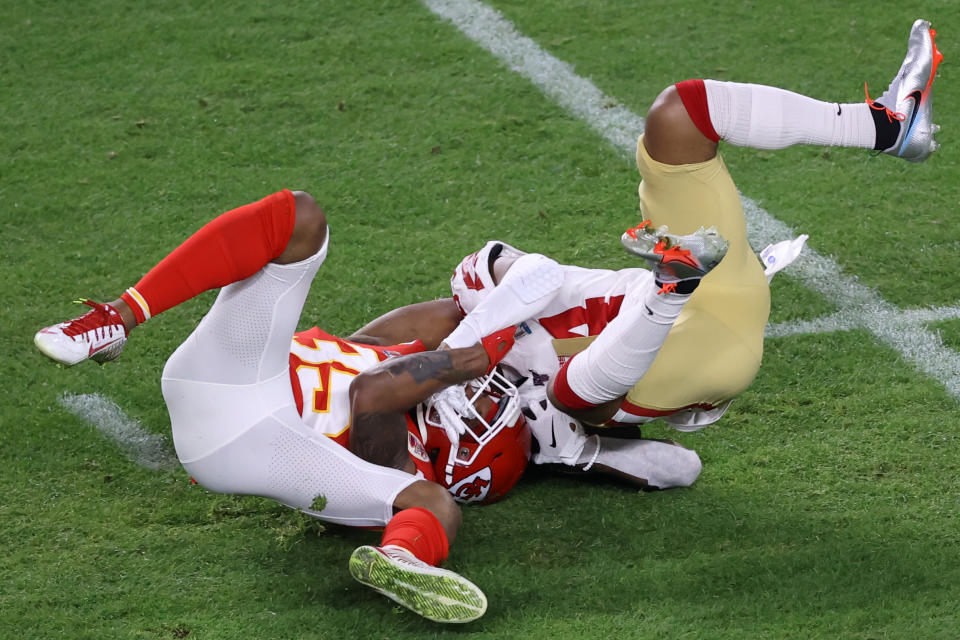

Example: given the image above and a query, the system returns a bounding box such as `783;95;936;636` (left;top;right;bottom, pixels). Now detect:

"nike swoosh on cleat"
549;420;557;448
88;342;112;356
898;90;923;154
644;305;654;316
837;104;842;115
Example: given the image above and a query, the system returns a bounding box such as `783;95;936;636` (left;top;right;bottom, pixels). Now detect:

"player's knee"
273;190;328;263
646;85;687;131
292;190;327;241
396;480;462;542
644;84;717;164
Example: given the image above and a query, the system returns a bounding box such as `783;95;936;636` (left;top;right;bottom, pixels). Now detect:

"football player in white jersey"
34;189;525;624
357;228;723;492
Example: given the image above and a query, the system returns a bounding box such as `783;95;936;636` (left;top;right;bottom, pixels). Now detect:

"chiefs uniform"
162;241;425;528
288;327;426;451
289;327;529;504
163;237;527;530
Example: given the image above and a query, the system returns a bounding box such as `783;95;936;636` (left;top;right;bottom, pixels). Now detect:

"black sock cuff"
870;103;901;151
656;279;699;294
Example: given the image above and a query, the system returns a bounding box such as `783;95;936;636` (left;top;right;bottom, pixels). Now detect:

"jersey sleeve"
450;240;526;315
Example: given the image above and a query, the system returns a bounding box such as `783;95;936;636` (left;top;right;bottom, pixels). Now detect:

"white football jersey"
288;327;424;447
451;240;654;383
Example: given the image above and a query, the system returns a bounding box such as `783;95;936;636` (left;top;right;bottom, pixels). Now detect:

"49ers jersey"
288;327;425;447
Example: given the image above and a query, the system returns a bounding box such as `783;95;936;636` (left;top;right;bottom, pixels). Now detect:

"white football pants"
161;234;417;527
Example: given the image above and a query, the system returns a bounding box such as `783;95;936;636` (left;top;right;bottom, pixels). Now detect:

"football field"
3;1;960;638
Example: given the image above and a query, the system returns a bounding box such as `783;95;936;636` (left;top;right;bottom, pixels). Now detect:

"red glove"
481;326;516;374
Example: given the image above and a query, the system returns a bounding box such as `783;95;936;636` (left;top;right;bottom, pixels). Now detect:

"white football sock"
564;285;688;404
703;80;876;149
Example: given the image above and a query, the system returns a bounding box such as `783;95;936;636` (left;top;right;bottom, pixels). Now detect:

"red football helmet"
408;370;531;505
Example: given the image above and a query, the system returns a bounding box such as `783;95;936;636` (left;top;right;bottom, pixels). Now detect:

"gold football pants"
621;136;770;414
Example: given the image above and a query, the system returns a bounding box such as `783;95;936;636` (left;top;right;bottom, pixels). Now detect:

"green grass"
3;1;960;638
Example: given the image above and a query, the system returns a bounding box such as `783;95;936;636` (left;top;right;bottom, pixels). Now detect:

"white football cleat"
35;300;127;366
349;545;487;623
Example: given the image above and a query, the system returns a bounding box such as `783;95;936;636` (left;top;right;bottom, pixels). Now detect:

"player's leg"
548;223;728;425
350;481;487;624
34;189;323;365
524;382;703;489
176;399;486;622
645;19;942;164
597;21;941;424
150;208;484;623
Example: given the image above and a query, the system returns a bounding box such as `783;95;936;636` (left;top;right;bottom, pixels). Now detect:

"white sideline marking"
60;392;179;471
423;0;960;399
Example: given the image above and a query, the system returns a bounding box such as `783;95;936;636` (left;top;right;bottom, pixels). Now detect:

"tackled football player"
444;18;943;425
34;189;527;624
359;18;944;488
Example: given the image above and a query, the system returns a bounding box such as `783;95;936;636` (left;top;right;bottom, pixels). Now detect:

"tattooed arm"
348;345;490;469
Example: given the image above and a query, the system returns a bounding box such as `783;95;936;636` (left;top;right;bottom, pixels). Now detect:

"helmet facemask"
417;369;523;487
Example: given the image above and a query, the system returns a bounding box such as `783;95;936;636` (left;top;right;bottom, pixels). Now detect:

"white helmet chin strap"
420;370;522;485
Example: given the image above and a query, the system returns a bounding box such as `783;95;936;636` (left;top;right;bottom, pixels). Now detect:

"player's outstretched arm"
347;298;462;349
349;348;485;469
444;251;563;350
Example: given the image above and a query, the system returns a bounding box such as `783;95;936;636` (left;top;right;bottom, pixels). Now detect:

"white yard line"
60;392;179;471
423;0;960;398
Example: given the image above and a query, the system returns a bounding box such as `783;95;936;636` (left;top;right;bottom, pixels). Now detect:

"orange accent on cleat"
657;282;678;295
865;82;906;123
653;241;700;270
928;28;943;94
624;220;653;240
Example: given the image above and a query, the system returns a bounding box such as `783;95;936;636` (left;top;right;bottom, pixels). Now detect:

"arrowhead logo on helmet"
449;467;493;504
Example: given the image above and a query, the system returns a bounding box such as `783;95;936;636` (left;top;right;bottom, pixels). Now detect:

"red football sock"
675;79;721;142
121;190;296;323
381;507;450;566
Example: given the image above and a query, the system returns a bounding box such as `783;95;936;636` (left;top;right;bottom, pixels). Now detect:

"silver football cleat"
871;19;944;162
621;221;729;284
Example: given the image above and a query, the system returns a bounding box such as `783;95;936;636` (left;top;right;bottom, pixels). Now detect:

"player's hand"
430;385;470;444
